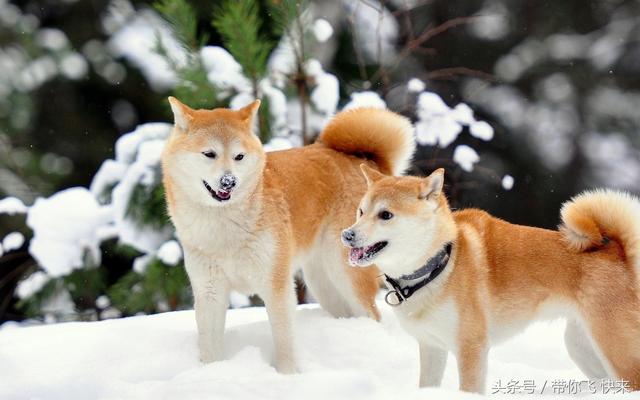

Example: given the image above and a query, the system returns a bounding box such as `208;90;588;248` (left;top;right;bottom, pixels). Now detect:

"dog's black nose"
341;229;356;244
220;173;237;190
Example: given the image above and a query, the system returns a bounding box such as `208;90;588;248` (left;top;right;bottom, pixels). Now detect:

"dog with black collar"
342;164;640;394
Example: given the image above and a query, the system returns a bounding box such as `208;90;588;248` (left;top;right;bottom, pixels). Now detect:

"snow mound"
2;231;24;252
0;196;28;215
26;187;113;277
343;91;386;110
1;303;633;400
453;145;480;172
313;19;333;43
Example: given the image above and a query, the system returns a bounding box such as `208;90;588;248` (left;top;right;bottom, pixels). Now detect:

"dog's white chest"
395;299;459;351
173;205;275;294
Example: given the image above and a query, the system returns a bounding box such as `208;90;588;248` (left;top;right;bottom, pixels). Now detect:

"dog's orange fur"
162;100;414;371
352;168;640;392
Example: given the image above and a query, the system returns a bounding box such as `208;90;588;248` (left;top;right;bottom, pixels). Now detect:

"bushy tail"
318;108;415;175
560;189;640;269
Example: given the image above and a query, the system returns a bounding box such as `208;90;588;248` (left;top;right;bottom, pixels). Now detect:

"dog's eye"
358;208;363;217
202;151;217;159
234;153;245;161
378;210;394;220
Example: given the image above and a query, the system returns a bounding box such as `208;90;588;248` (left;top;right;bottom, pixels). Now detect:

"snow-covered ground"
0;303;636;400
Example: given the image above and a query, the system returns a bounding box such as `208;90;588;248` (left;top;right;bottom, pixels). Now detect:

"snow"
1;303;632;400
313;19;333;43
0;196;28;214
453;145;480;172
59;52;88;80
35;28;68;50
157;240;182;266
415;91;495;153
343;91;386;110
259;79;289;136
15;271;49;299
110;123;173;253
90;159;128;199
2;231;24;252
229;291;250;309
114;123;171;165
27;187;113;277
469;2;510;41
267;35;297;87
345;0;399;65
263;137;294;152
582;132;640;191
200;46;252;93
95;295;111;309
416;92;463;148
418;91;450;114
107;9;185;91
306;59;339;116
407;78;425;93
469;121;494;141
133;254;152;274
451;103;475;125
502;175;514;190
311;72;339;116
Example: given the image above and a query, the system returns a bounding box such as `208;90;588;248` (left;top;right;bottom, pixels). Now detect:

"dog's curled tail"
318;108;415;175
560;189;640;269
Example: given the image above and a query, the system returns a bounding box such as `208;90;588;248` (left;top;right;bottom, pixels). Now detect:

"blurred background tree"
1;0;639;323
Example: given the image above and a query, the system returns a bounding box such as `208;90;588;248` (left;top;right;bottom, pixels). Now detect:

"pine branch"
154;0;218;109
266;0;309;66
154;0;200;49
266;0;302;37
126;182;171;230
212;0;272;88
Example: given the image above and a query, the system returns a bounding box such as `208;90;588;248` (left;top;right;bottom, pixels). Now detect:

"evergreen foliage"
154;0;219;110
109;259;190;314
126;182;170;230
212;0;272;89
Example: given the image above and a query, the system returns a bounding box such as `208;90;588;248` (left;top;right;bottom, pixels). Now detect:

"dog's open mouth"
349;241;388;266
203;180;232;202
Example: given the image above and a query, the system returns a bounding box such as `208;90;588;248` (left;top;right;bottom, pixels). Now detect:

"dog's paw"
275;361;300;375
275;362;298;375
199;350;217;364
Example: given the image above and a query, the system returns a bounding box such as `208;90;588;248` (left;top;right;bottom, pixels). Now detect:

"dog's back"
261;108;415;320
450;192;640;389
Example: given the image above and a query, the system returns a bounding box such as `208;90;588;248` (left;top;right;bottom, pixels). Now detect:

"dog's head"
342;165;453;276
162;97;265;207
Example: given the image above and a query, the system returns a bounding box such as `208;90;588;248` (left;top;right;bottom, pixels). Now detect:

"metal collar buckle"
384;289;405;307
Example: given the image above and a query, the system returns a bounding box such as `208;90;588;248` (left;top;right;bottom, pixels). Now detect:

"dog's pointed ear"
168;97;194;131
360;164;384;186
419;168;445;200
237;99;261;123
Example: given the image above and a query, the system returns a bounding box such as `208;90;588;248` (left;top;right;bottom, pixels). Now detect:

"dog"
161;98;415;373
342;165;640;392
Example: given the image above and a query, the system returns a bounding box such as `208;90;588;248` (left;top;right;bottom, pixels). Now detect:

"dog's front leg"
418;342;448;387
185;249;230;363
457;339;488;394
263;260;297;374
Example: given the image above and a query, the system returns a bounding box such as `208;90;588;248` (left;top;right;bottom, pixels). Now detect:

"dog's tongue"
349;247;365;264
217;190;231;200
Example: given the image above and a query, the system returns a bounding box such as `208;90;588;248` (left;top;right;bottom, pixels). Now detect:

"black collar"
384;242;453;307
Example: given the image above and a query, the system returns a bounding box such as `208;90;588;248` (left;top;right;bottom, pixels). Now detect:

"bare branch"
427;67;496;82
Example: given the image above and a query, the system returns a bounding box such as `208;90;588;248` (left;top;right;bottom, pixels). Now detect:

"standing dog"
342;166;640;392
161;98;415;373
